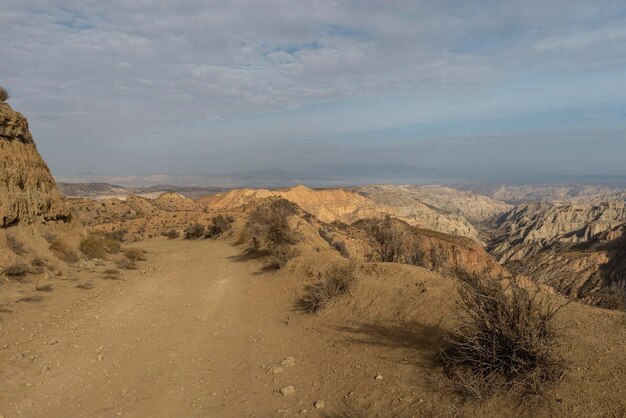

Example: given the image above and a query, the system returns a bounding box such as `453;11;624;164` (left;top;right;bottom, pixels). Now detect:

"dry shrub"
6;235;26;255
331;241;350;258
205;214;235;238
262;245;300;271
441;274;567;400
3;263;30;279
49;239;79;263
184;223;205;240
319;228;350;258
79;235;121;260
243;199;301;270
300;264;356;313
0;87;8;102
124;247;147;261
601;281;626;311
363;215;405;262
162;229;180;239
102;268;121;279
116;258;137;270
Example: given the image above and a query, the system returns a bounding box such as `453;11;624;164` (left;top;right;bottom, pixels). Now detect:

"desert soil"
2;238;626;418
0;239;428;417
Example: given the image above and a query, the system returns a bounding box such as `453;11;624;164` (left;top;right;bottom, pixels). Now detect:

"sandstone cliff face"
0;102;70;227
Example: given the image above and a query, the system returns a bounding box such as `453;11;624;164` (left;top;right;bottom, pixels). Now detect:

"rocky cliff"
0;102;70;227
488;202;626;262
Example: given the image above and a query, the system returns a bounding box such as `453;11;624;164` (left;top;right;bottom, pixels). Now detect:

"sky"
2;0;626;182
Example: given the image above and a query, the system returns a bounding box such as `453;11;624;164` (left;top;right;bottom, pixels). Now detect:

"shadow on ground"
335;320;447;369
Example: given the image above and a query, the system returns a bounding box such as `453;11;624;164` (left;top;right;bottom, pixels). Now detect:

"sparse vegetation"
243;199;301;270
262;245;300;271
441;274;567;400
364;215;405;262
124;247;147;262
116;258;137;270
3;263;30;279
300;264;356;313
601;281;626;311
49;238;79;263
319;227;350;258
6;235;26;255
162;229;180;239
205;214;235;238
0;86;8;102
79;235;122;259
184;223;205;240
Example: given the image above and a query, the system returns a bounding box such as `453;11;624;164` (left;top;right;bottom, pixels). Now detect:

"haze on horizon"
2;0;626;181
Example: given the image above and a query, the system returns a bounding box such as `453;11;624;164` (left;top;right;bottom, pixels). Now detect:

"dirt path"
0;239;329;417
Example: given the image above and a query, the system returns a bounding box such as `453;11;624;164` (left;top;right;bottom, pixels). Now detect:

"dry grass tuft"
0;87;8;102
76;282;94;290
440;274;567;400
35;283;53;292
116;258;137;270
3;263;31;279
49;238;79;263
600;281;626;311
299;264;356;313
205;214;235;238
161;229;180;239
7;235;26;255
79;235;121;259
262;245;300;271
184;223;205;240
124;247;146;261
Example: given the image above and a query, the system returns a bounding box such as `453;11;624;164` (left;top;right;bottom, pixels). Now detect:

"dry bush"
102;268;121;279
116;258;137;270
35;283;53;292
31;256;46;268
300;264;356;313
124;247;146;261
441;274;567;400
601;281;626;311
205;214;235;238
365;215;405;262
49;239;79;263
161;229;180;239
79;235;121;259
331;241;350;258
243;199;301;270
245;199;299;249
262;245;300;271
0;87;8;102
42;231;57;244
6;235;26;255
3;263;30;279
184;223;205;240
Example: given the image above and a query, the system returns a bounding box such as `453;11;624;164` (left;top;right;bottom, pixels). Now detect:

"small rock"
279;385;296;396
281;356;296;367
2;344;8;349
95;346;103;354
25;382;33;387
375;374;383;380
97;354;104;361
269;366;284;374
41;365;50;374
314;400;325;409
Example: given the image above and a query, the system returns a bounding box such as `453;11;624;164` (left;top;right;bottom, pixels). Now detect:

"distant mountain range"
57;163;450;189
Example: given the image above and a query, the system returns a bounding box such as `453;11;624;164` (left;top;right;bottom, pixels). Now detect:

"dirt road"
0;239;335;417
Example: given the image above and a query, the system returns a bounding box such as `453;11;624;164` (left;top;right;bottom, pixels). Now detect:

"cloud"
1;0;626;176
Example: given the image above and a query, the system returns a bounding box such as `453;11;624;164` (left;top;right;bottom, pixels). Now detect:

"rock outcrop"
0;102;71;227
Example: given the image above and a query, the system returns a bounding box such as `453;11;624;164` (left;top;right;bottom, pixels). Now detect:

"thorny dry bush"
243;199;301;270
440;273;568;401
300;264;357;313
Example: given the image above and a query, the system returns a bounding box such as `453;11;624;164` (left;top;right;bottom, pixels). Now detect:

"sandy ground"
2;238;626;418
